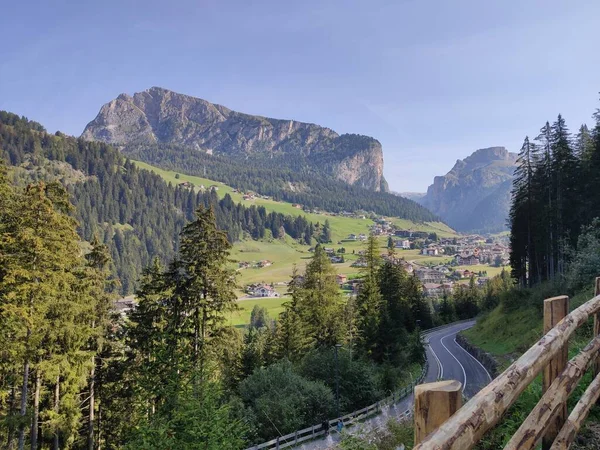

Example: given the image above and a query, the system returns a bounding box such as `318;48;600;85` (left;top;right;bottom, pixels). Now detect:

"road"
300;320;491;449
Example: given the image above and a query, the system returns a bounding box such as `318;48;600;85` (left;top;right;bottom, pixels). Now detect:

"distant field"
455;264;506;278
132;160;456;242
228;296;287;327
133;160;465;325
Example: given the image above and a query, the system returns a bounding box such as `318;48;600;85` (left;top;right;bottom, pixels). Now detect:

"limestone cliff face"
419;147;518;232
82;87;388;191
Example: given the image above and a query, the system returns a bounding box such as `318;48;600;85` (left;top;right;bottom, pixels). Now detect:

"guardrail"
245;320;471;450
414;277;600;450
246;361;428;450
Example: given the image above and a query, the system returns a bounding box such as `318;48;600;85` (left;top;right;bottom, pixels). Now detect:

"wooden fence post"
414;380;462;445
593;278;600;378
543;295;569;450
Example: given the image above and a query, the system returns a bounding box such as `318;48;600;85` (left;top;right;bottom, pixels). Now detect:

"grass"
132;160;464;326
454;264;506;278
228;296;287;327
132;159;457;242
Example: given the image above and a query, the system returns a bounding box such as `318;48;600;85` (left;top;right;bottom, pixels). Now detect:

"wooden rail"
414;277;600;450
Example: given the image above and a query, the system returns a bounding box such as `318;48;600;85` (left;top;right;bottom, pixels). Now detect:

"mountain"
418;147;518;233
399;192;426;202
82;87;388;192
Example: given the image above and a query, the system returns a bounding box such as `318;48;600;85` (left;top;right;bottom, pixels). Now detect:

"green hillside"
133;160;456;240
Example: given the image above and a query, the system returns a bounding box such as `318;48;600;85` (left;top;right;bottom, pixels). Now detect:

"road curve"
300;320;492;449
424;320;492;398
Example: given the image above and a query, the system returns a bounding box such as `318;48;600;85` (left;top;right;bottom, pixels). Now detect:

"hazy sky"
1;0;599;192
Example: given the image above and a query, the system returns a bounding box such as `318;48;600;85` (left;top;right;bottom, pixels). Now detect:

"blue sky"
1;0;599;192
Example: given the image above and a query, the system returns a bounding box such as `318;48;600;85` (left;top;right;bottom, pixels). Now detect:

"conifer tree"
178;205;239;379
276;266;312;361
299;245;346;348
377;258;411;364
355;235;383;358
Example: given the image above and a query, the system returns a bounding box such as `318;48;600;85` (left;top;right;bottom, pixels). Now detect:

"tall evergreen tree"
298;245;346;348
355;235;383;358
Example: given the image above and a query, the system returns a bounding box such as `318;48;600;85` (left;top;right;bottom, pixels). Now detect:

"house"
292;203;302;209
243;194;255;201
336;274;348;285
324;248;335;255
238;261;250;269
351;259;368;268
455;253;480;265
114;296;136;316
209;185;219;191
330;255;344;264
415;269;446;284
257;260;272;268
395;239;411;250
252;284;279;298
423;283;443;297
178;181;192;188
347;234;357;240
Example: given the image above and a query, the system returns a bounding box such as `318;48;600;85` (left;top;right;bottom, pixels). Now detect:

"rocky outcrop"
418;147;518;232
82;87;388;191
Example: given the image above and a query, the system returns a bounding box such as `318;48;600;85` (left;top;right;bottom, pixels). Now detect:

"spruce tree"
276;266;312;361
355;235;383;358
299;245;346;348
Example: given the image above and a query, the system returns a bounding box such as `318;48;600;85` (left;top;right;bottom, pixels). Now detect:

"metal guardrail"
245;320;468;450
246;361;429;450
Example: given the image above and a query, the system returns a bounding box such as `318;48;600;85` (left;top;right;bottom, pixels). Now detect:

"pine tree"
0;182;92;449
550;115;578;275
377;260;411;364
509;137;538;286
276;266;312;361
355;235;383;358
299;245;346;348
178;206;239;380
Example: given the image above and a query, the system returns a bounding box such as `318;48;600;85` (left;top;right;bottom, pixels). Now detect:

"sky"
1;0;599;192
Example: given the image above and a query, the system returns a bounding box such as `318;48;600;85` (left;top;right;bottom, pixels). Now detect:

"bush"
239;360;334;440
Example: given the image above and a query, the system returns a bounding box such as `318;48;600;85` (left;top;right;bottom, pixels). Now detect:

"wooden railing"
414;277;600;450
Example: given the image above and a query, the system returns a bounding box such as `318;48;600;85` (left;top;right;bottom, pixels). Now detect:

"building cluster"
238;260;273;270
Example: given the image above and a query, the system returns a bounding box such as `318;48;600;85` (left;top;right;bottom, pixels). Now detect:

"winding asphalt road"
301;320;492;449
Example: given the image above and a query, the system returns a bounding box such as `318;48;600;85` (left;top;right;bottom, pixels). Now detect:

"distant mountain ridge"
82;87;388;192
418;147;518;232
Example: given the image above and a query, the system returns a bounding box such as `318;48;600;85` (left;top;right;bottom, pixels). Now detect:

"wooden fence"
414;277;600;450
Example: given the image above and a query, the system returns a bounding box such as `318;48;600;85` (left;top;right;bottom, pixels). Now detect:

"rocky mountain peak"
418;146;518;232
82;87;388;191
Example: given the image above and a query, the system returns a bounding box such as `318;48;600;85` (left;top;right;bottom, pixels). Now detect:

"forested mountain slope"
82;87;388;191
0;112;315;293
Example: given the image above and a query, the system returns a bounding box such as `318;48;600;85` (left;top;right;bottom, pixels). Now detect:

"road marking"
453;337;493;382
428;342;444;380
440;333;468;393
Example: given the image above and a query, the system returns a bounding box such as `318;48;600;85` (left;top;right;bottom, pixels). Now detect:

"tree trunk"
88;357;95;450
31;369;41;450
53;376;60;450
17;359;30;450
7;384;17;450
97;404;102;450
